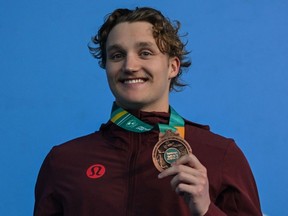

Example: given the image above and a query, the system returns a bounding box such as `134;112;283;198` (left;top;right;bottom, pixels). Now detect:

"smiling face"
105;22;180;112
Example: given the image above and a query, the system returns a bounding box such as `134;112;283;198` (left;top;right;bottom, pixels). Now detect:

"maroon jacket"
34;110;262;215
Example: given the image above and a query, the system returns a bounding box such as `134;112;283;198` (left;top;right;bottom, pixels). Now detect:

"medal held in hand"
152;130;192;172
110;103;190;172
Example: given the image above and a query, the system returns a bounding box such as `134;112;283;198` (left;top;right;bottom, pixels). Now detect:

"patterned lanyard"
110;103;185;138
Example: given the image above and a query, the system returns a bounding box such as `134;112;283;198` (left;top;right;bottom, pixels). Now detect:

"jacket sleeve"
205;141;262;216
34;148;63;216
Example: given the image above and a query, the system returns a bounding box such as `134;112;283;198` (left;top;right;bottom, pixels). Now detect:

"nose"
122;53;140;73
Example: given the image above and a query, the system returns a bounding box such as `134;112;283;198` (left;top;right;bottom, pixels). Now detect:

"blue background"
0;0;287;215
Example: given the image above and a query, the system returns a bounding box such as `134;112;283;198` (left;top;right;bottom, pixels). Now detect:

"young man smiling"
105;21;180;112
34;7;262;216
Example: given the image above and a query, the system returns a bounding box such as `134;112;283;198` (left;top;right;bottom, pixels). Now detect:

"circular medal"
152;130;192;172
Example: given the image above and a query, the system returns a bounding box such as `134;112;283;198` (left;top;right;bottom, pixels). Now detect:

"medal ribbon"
110;103;185;138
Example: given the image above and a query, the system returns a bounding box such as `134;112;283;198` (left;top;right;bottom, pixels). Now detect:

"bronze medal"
152;130;192;172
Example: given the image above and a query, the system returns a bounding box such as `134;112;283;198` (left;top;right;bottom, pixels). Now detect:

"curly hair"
88;7;191;91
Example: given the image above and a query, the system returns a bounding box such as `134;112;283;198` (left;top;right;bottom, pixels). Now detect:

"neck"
115;101;170;113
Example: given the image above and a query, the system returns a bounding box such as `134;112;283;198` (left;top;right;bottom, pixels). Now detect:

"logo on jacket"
86;164;106;179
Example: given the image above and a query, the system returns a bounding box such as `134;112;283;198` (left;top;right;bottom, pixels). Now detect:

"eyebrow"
106;42;156;53
106;44;122;53
136;41;155;48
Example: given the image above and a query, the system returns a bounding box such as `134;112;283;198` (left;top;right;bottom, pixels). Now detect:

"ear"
168;57;180;79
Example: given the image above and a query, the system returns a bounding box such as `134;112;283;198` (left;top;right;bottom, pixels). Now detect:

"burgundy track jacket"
34;110;262;215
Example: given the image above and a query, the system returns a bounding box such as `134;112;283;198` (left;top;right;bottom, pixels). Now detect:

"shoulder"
184;118;239;163
39;131;107;174
184;118;210;130
47;132;103;161
184;118;234;147
55;132;99;149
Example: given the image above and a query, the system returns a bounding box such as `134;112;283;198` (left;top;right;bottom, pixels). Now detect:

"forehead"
106;22;156;47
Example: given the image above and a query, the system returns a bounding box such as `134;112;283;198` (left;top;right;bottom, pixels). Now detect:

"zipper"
125;131;140;216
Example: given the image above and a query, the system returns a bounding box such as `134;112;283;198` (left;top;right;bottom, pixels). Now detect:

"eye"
108;52;125;61
140;50;153;58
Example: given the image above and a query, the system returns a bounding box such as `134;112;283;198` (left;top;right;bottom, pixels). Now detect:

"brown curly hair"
88;7;191;91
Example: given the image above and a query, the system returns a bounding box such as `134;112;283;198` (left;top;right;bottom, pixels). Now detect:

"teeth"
124;79;145;84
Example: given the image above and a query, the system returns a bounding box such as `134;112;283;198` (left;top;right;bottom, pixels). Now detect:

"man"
34;7;262;215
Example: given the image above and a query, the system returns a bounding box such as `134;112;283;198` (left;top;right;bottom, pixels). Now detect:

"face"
105;22;180;112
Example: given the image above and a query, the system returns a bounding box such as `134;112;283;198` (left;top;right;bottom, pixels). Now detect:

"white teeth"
124;79;145;84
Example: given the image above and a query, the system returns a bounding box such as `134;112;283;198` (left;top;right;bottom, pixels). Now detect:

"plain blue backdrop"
1;0;287;215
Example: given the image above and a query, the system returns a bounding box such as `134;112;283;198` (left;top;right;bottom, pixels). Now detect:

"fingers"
157;153;210;215
175;153;205;170
158;153;206;179
158;160;208;195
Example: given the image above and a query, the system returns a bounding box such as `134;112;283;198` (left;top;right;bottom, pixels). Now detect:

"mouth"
120;78;148;84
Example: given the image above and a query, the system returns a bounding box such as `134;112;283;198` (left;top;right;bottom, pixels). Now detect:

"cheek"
105;70;115;86
105;64;117;77
105;62;121;77
106;74;115;89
